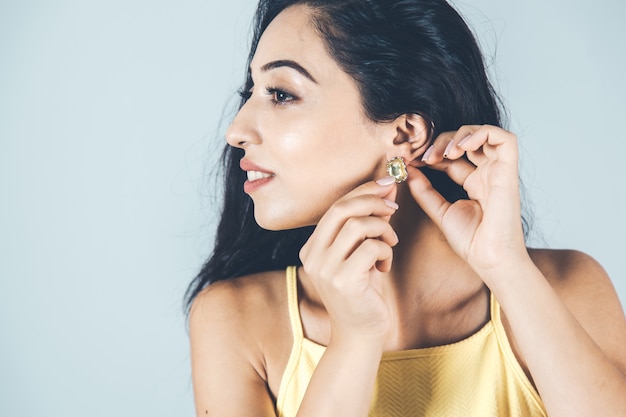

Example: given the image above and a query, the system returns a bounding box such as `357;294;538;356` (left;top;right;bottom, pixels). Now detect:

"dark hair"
185;0;511;311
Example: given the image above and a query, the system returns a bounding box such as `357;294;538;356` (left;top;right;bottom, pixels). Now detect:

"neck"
380;183;489;349
296;183;490;351
388;183;480;297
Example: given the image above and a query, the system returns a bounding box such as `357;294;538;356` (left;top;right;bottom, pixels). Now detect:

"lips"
240;159;275;194
240;159;274;176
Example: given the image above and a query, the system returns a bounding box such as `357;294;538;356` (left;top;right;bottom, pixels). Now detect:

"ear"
386;113;433;163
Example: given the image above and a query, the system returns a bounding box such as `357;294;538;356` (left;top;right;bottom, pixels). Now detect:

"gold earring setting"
386;157;408;183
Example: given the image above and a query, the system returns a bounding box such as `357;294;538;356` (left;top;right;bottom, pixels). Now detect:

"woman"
186;0;626;415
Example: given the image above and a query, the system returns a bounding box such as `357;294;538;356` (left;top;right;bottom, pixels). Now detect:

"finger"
342;238;394;275
423;126;518;177
417;159;489;202
452;126;520;190
379;182;398;223
340;177;398;202
456;125;518;164
465;147;488;167
422;140;487;168
417;131;455;165
425;158;476;189
405;165;450;231
317;194;397;244
419;126;480;163
330;216;399;260
300;186;398;262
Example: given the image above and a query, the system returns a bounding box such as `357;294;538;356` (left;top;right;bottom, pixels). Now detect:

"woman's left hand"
408;125;626;417
406;125;528;279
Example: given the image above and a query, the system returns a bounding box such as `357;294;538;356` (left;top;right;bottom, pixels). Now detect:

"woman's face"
226;5;394;230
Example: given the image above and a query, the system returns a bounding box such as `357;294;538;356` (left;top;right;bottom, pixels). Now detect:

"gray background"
1;0;624;416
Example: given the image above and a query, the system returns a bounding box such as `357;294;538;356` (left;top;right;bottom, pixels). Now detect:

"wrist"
472;251;538;294
328;328;387;357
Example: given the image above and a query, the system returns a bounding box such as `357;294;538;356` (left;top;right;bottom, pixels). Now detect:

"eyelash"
237;86;298;105
266;87;297;105
238;88;252;101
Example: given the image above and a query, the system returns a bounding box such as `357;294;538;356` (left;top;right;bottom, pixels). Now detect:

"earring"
386;156;408;183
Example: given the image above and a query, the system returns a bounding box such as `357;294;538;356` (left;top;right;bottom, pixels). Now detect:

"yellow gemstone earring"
386;156;408;183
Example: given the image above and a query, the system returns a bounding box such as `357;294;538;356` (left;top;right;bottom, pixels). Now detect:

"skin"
190;5;626;417
225;6;391;231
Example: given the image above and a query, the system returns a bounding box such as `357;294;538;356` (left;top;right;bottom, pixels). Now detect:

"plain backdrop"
1;0;624;416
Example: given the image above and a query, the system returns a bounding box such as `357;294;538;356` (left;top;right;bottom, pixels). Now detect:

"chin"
253;206;316;231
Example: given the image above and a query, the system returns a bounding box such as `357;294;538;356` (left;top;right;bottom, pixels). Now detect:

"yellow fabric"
276;266;547;417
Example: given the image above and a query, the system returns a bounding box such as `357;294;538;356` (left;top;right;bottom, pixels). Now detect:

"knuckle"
343;217;363;235
299;245;308;263
318;265;333;282
329;200;349;218
330;275;346;292
353;194;376;206
361;239;381;256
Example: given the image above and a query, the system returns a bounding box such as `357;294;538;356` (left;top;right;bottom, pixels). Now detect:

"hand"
407;125;528;279
299;178;399;344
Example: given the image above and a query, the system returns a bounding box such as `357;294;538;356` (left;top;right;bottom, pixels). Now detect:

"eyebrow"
259;60;318;84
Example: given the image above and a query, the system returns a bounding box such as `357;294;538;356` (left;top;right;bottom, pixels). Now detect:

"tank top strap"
277;266;307;416
489;291;545;411
285;266;304;342
489;291;500;325
490;291;511;353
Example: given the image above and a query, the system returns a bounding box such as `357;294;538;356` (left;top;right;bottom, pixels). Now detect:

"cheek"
251;181;338;230
252;107;385;229
251;163;358;231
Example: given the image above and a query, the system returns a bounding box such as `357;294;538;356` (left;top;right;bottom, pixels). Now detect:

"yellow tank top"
276;266;547;417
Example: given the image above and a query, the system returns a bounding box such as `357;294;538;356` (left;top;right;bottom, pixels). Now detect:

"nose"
225;101;261;149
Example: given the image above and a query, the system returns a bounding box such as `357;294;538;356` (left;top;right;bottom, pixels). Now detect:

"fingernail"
383;198;399;210
457;134;472;148
443;139;455;158
376;176;396;186
421;145;434;162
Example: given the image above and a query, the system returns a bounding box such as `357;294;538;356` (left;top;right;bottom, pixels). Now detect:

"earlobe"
389;113;434;163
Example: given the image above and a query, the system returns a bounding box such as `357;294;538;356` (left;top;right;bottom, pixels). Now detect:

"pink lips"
240;159;275;194
240;159;273;174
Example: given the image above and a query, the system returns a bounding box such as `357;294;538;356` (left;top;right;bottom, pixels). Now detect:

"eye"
266;87;297;105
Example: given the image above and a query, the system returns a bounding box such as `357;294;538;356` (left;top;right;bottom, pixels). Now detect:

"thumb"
405;165;449;230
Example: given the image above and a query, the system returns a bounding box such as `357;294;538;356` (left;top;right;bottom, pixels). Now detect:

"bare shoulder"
529;248;626;372
188;270;290;416
528;248;619;303
190;270;287;333
189;269;291;377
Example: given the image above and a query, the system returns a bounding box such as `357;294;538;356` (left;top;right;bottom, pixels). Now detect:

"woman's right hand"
299;177;399;345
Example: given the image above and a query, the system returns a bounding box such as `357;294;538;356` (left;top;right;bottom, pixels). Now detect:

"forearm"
484;258;626;416
296;336;383;417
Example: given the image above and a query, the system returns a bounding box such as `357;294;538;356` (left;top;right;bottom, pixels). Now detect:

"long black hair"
185;0;509;311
